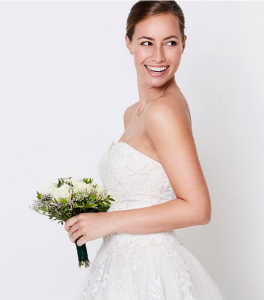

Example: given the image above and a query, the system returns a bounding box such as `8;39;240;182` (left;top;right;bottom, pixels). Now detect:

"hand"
64;212;114;246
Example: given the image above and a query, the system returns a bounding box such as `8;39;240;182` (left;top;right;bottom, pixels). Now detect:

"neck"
137;76;178;108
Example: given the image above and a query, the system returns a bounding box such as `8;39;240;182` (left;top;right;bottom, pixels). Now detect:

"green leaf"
60;198;68;204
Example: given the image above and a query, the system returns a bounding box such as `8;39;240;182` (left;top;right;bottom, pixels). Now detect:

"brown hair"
126;1;185;43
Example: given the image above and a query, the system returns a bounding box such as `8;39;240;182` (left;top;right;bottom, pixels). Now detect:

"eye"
141;41;152;46
166;41;177;46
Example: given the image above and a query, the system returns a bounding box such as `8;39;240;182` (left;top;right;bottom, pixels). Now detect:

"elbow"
198;207;211;225
200;213;211;225
190;198;211;225
199;197;211;225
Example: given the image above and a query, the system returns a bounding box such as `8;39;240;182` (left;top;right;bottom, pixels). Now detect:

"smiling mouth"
144;65;169;72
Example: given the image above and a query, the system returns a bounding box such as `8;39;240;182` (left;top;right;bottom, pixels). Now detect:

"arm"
108;98;211;235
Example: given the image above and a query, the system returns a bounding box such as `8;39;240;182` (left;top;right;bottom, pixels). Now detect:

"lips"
145;65;169;68
144;65;169;77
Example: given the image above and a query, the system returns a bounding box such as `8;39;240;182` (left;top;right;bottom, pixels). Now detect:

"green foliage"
60;198;68;204
83;178;93;184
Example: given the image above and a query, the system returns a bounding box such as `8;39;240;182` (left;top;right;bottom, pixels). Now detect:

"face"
125;13;187;89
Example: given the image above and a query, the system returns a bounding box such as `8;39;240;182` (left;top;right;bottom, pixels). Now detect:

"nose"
151;45;165;63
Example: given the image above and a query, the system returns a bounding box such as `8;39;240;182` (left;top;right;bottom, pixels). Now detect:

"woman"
65;1;226;299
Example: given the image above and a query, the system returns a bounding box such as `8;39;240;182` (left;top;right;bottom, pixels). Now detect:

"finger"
76;235;86;247
71;230;84;243
69;223;82;240
70;230;82;243
64;215;80;232
68;222;78;237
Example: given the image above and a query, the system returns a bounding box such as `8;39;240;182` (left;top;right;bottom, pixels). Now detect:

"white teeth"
146;65;168;72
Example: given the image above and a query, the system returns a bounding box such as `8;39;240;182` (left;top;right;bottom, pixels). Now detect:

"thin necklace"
136;85;176;119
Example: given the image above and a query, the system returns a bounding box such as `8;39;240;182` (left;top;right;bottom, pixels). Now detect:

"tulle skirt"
75;230;226;300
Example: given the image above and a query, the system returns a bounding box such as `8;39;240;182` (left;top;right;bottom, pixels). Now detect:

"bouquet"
29;177;115;268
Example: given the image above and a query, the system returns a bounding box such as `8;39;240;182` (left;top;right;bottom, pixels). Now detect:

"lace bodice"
98;141;177;212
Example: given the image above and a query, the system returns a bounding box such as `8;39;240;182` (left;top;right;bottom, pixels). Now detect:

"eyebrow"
138;35;178;41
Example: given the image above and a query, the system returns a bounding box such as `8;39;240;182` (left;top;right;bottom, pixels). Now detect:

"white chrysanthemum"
53;184;72;201
70;178;83;185
42;185;56;196
73;181;92;194
95;183;106;196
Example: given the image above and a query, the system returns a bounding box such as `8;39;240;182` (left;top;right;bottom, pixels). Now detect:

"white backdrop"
0;1;263;299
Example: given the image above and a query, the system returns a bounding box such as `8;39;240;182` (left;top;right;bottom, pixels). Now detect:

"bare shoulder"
145;88;192;132
123;101;140;129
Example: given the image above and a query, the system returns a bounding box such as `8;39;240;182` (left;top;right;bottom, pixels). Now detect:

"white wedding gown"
75;141;226;300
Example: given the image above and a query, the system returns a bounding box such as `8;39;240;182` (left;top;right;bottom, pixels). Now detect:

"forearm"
108;198;209;235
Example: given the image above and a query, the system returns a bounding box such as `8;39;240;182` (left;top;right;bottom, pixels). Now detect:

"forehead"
133;13;180;39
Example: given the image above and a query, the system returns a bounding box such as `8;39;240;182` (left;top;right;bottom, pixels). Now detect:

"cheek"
134;47;149;61
134;52;146;70
167;48;182;62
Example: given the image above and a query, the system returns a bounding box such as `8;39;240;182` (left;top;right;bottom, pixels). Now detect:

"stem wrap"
75;237;90;269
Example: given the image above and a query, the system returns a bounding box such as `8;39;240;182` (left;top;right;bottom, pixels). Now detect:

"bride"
64;1;226;299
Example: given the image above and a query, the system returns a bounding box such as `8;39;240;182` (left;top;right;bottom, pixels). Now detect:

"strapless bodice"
98;141;177;212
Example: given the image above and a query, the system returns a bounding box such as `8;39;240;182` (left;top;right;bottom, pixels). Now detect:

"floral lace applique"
91;263;109;300
148;274;165;300
76;231;196;300
164;242;196;300
117;236;144;300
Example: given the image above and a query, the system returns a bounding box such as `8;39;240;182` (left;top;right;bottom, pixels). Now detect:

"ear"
182;35;187;53
125;34;133;54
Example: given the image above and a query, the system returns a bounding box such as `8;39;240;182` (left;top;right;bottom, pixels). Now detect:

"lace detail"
117;235;143;300
164;242;196;300
76;230;196;300
91;264;109;300
98;141;177;213
148;274;165;300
